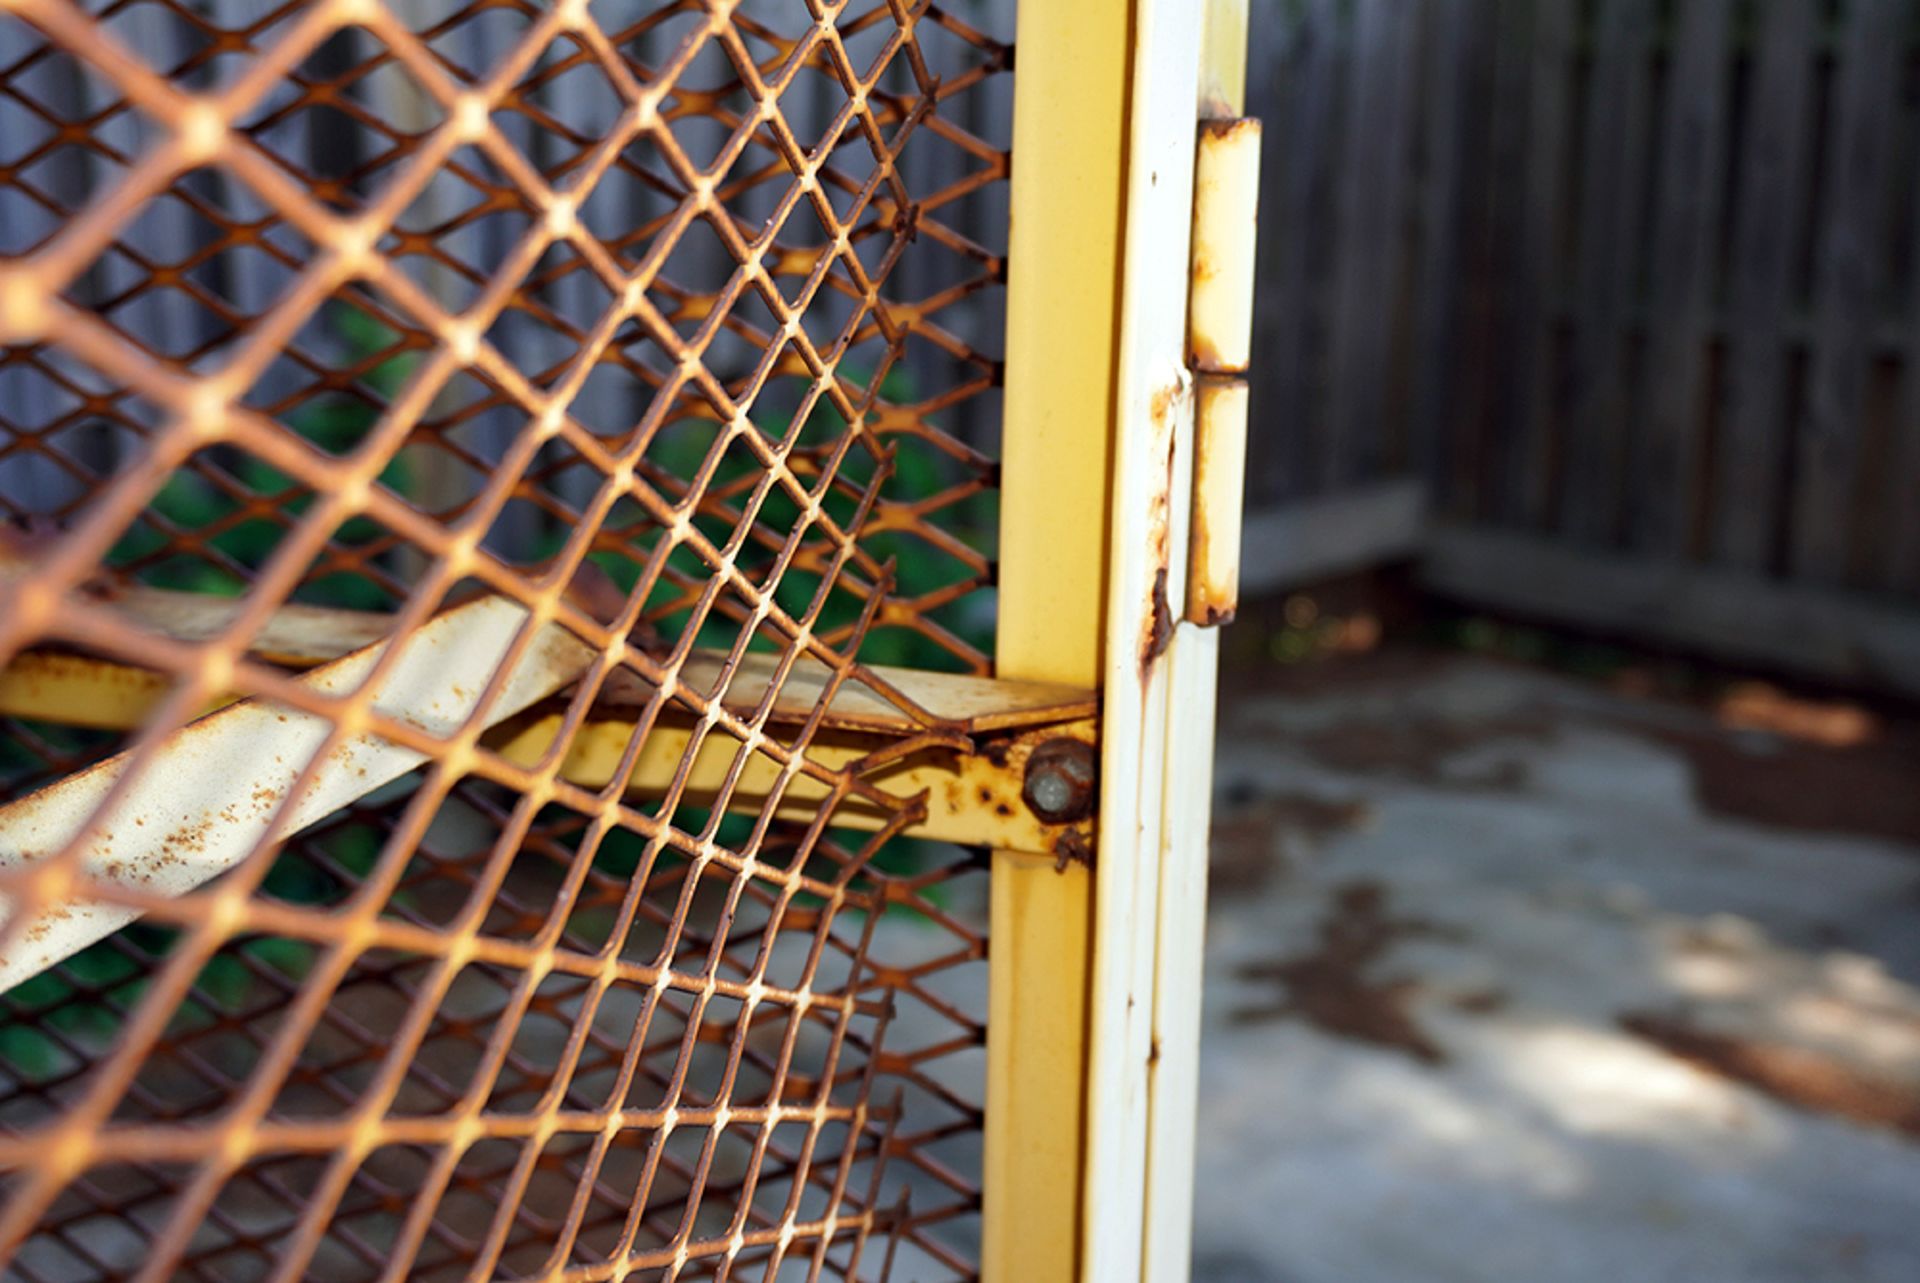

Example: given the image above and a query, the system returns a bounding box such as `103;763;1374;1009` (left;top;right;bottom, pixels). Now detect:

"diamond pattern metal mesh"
0;0;1010;1277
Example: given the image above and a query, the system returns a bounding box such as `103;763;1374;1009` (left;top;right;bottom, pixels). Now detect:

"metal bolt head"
1030;770;1075;816
1022;738;1096;825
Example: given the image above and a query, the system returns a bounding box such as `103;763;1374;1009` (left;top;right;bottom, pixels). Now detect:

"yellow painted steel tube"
984;0;1137;1274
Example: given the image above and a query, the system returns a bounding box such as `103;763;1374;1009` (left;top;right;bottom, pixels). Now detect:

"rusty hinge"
1184;114;1261;627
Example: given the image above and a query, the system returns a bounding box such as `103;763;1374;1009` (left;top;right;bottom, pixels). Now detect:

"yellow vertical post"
983;0;1135;1276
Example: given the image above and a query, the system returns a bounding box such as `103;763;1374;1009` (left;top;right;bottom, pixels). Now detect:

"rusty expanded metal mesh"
0;0;1010;1278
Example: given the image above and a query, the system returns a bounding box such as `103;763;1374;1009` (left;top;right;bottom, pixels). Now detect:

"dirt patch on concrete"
1288;714;1554;791
1233;641;1920;845
1233;880;1462;1063
1223;645;1456;702
1623;723;1920;848
1210;792;1373;893
1623;1013;1920;1140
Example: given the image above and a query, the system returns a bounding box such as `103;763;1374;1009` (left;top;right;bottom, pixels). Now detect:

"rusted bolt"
1022;738;1096;825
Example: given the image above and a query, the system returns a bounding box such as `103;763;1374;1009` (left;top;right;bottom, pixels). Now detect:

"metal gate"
0;0;1254;1278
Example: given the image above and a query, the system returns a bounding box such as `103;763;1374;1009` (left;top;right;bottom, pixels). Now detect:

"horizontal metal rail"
0;586;1095;734
0;590;1097;990
0;595;590;988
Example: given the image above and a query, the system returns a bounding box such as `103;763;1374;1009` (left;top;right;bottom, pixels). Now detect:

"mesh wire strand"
0;0;1010;1278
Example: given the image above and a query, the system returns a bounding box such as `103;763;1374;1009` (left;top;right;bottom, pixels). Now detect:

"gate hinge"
1184;115;1261;627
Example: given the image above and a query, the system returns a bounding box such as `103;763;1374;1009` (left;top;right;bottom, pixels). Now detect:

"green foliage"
106;302;421;606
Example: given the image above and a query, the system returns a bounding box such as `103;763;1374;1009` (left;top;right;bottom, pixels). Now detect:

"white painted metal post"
1082;0;1213;1278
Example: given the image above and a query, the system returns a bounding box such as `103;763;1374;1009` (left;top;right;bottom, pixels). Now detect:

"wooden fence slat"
1230;0;1920;685
1503;0;1575;530
1710;0;1819;574
1631;0;1732;557
1242;2;1286;502
1560;0;1656;547
1426;0;1499;515
1788;0;1904;584
1422;524;1920;699
1251;0;1341;503
1321;0;1419;490
1405;0;1474;502
1239;478;1428;595
1475;0;1539;524
1891;119;1920;596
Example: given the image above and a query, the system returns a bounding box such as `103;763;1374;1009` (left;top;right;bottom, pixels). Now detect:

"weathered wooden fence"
8;0;1915;689
1245;0;1920;694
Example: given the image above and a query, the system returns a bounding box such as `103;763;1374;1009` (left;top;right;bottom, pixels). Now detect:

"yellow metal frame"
0;0;1256;1267
491;713;1096;855
988;0;1251;1279
0;592;1099;861
984;0;1138;1274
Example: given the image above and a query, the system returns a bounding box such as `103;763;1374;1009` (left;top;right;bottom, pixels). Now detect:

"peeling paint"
1051;826;1094;874
1140;371;1189;678
1144;567;1176;668
0;596;593;988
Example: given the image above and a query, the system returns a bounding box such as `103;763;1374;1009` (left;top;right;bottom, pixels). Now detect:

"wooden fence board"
1711;0;1820;574
1433;0;1501;515
1322;0;1419;489
1475;0;1539;523
1631;0;1731;557
1422;525;1920;699
1233;0;1920;694
1238;478;1428;596
1506;0;1576;530
1405;0;1473;500
1251;0;1342;502
1892;116;1920;597
1560;0;1656;547
1789;0;1905;583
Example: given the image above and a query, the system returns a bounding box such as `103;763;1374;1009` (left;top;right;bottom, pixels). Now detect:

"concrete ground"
1193;648;1920;1283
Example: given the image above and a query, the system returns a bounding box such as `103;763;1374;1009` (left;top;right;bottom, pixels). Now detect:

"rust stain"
1232;880;1462;1063
1209;790;1373;894
1139;377;1183;678
1202;116;1261;145
1050;826;1093;873
1150;381;1179;426
1142;567;1174;669
1189;332;1230;375
1194;603;1234;627
1452;988;1508;1015
1624;1013;1920;1140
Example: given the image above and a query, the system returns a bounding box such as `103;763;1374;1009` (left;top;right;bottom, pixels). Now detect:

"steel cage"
0;0;1253;1278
